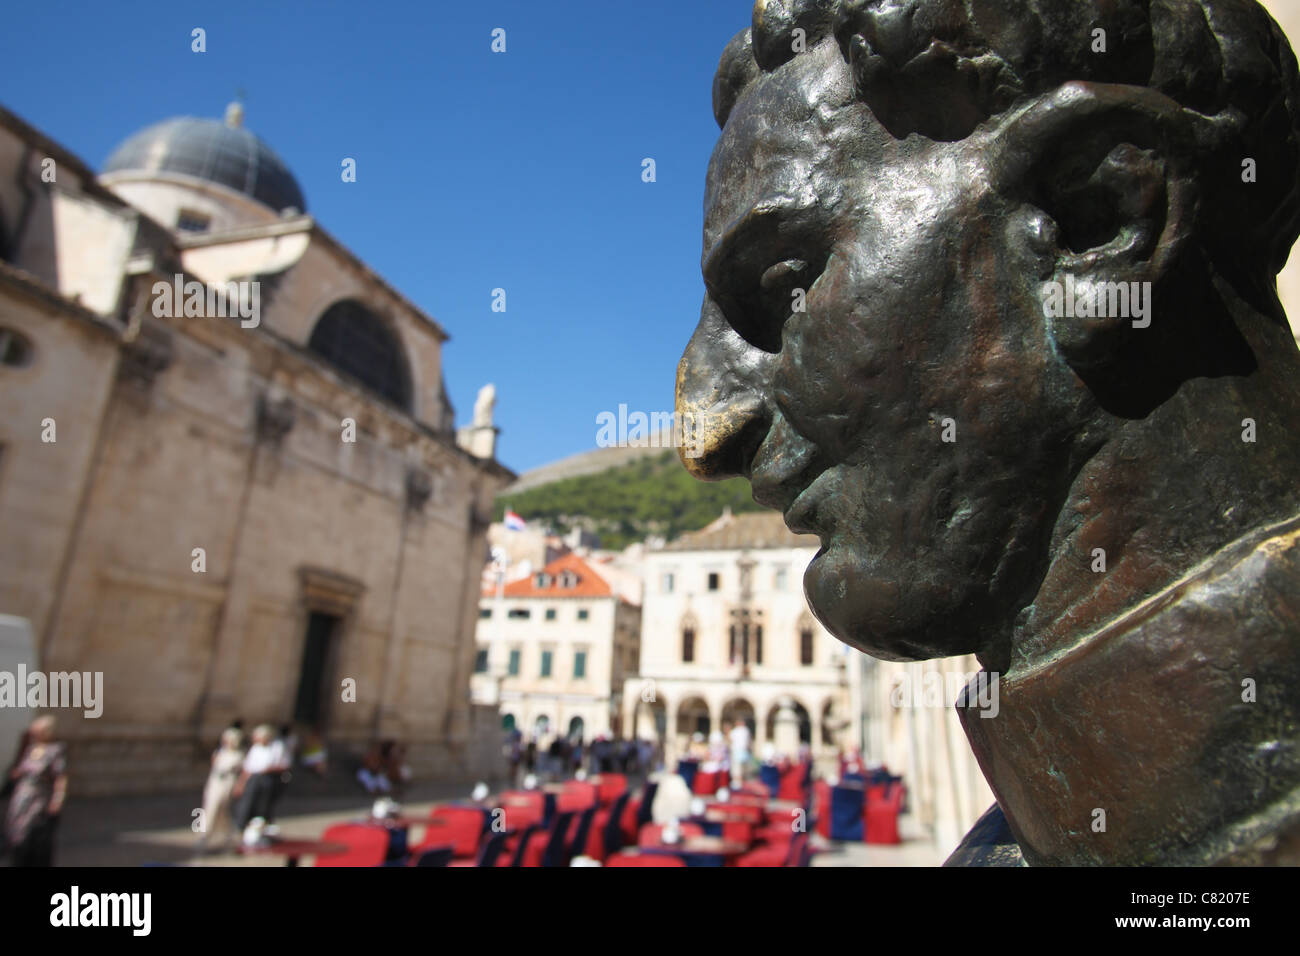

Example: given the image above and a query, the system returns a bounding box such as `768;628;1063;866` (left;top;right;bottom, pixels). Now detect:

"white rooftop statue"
457;383;499;458
473;383;496;428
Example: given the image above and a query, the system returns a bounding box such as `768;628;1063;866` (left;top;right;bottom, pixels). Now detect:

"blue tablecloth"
829;785;864;842
676;759;699;790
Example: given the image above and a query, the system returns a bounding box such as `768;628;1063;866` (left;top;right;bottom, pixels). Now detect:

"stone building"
479;521;595;589
471;551;641;743
623;511;856;765
0;102;512;794
624;509;994;854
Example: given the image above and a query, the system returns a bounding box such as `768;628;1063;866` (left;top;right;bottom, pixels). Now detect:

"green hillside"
494;450;764;549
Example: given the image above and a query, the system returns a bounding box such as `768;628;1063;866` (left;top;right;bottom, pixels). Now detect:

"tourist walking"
198;728;245;851
4;715;67;866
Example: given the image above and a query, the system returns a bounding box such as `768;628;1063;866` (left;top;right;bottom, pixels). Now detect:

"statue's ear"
988;82;1203;369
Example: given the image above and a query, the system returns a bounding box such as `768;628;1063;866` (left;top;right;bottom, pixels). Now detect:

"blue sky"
0;0;751;474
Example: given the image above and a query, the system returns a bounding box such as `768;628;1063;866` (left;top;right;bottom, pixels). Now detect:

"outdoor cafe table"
354;816;447;827
237;838;348;867
765;799;803;812
644;835;749;864
702;808;761;823
678;836;748;855
499;794;542;805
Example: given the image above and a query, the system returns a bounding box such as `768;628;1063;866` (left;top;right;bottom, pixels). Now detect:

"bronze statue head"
679;0;1300;675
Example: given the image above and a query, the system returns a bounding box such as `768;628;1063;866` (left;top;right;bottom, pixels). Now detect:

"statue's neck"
1008;356;1300;674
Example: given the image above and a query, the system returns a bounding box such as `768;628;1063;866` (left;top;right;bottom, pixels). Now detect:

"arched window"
307;300;412;411
764;699;811;745
676;698;711;737
721;698;756;737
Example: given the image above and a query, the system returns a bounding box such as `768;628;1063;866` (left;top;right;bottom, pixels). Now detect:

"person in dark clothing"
233;725;282;828
619;738;634;774
4;717;66;866
524;737;537;775
505;728;522;786
547;736;566;781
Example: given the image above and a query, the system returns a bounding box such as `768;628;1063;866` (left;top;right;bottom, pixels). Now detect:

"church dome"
103;104;306;214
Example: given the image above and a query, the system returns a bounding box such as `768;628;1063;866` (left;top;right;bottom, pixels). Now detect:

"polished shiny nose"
676;296;771;480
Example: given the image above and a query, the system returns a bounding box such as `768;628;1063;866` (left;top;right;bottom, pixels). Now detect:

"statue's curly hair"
713;0;1300;280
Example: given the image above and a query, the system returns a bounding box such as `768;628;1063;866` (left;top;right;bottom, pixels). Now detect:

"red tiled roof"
499;552;612;599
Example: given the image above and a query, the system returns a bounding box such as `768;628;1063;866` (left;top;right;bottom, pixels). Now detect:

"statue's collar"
960;510;1300;865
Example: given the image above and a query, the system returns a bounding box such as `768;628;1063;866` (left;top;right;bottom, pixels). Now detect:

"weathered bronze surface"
678;0;1300;865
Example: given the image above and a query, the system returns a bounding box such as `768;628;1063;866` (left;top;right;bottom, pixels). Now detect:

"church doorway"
294;611;339;727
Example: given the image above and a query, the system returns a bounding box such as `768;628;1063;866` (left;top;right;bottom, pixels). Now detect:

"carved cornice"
298;565;366;616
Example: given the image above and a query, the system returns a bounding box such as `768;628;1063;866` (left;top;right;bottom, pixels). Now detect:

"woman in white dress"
198;729;244;851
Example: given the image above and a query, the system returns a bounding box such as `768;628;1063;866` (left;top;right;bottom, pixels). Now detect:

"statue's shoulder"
1248;511;1300;580
944;803;1026;867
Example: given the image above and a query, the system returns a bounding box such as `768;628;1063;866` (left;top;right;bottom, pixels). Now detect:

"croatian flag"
504;510;526;531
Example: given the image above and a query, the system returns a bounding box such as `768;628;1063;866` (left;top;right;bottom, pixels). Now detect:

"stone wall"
28;279;505;794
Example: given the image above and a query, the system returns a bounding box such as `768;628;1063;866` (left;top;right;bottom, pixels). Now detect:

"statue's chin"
804;544;978;663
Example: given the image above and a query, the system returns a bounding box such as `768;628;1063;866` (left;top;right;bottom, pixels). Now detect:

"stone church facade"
0;103;511;794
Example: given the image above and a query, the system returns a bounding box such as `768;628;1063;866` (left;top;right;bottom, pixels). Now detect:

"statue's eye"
704;208;827;353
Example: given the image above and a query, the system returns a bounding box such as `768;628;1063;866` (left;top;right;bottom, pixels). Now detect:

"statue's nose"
675;297;771;480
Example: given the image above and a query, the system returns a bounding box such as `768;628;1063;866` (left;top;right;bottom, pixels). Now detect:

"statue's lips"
784;469;836;537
